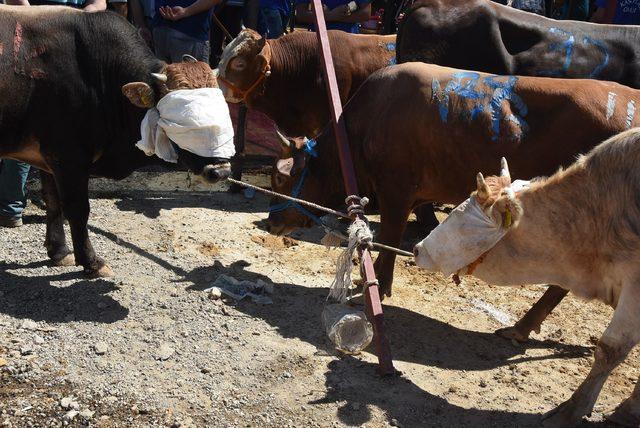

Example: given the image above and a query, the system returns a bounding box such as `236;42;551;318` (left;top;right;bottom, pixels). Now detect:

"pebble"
20;346;33;356
79;409;94;419
20;320;38;331
208;287;222;300
94;342;108;355
479;380;488;388
33;335;45;345
63;410;78;422
0;358;7;367
60;397;79;410
282;372;293;379
155;344;175;361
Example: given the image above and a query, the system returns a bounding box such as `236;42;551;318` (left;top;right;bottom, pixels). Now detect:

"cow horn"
182;54;198;63
500;157;511;182
151;73;168;83
476;172;490;201
276;130;290;147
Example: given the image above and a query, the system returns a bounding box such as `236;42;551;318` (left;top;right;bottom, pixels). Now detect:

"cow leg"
413;203;439;231
542;287;639;427
374;198;412;298
608;377;640;427
52;167;113;278
41;172;74;266
496;285;568;342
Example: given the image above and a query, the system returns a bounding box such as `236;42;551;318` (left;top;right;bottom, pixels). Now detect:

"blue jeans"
258;7;287;39
0;160;30;219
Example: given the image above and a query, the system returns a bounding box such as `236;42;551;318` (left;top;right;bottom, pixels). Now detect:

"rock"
479;380;488;388
0;358;7;367
282;372;293;379
63;410;78;422
20;346;33;356
208;287;222;301
155;344;175;361
60;397;79;410
33;335;45;345
79;409;94;419
20;320;38;331
94;342;108;355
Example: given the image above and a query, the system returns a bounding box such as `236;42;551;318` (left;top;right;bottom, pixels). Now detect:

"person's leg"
163;28;210;63
152;26;171;63
0;159;30;227
262;8;285;39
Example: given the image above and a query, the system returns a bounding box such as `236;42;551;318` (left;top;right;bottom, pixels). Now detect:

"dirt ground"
0;172;637;427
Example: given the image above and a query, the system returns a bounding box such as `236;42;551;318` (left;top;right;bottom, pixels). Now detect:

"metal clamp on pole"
309;0;396;375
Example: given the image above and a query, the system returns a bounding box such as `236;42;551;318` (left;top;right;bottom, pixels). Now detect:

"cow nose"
202;163;231;183
413;245;419;258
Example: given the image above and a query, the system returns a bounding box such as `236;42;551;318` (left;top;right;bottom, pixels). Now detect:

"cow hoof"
85;265;115;278
495;326;530;343
607;403;640;427
52;253;75;267
542;401;583;427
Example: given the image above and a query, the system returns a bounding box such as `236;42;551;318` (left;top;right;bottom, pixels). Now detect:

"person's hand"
159;5;189;20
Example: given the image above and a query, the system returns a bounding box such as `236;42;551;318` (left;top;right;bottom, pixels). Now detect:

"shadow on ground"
0;260;128;324
114;191;270;219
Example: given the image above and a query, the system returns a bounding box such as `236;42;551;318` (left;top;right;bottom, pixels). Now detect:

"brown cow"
414;130;640;427
215;28;397;138
268;62;640;303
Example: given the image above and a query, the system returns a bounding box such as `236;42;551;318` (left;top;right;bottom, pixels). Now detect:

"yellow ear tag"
141;91;152;107
502;210;512;228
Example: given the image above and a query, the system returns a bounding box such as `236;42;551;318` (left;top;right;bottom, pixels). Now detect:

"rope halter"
217;42;272;104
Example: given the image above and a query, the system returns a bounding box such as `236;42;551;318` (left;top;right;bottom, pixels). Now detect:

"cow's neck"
473;171;592;291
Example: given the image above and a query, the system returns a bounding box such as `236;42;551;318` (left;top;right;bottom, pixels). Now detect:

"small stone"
448;386;458;393
390;418;401;427
479;380;488;388
208;287;222;300
0;358;7;367
79;409;94;419
63;410;78;422
20;320;38;330
94;342;108;355
60;397;79;410
155;344;174;361
20;346;33;356
33;335;45;345
282;372;293;379
200;367;212;374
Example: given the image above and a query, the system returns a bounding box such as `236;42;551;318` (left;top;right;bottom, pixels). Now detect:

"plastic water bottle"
322;303;373;354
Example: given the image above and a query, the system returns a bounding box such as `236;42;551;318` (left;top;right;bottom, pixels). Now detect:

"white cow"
414;128;640;427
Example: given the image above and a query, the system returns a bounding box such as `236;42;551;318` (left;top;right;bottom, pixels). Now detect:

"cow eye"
230;58;246;71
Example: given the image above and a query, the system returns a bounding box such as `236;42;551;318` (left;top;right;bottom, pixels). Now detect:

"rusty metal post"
310;0;395;375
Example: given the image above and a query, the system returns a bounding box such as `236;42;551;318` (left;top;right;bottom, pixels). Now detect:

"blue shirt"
596;0;640;24
295;0;371;33
261;0;289;14
153;0;213;41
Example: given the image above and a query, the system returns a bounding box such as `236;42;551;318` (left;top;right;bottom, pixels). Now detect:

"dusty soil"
0;172;637;427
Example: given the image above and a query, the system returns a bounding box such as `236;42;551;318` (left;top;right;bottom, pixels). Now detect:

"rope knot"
345;195;369;217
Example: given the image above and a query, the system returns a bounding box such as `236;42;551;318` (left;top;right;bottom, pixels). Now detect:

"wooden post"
310;0;396;375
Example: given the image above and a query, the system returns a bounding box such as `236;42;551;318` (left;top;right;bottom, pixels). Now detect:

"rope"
226;177;414;258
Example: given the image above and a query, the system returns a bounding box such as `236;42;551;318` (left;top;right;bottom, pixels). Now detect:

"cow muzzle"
201;162;232;183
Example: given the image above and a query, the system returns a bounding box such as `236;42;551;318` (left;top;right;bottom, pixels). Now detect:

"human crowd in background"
0;0;639;228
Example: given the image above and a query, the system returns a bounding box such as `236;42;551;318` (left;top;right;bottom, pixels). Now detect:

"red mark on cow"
13;22;24;63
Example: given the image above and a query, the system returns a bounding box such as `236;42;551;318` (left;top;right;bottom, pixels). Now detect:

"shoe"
0;215;23;228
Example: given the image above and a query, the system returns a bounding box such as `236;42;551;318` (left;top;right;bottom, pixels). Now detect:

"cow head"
414;158;523;273
122;56;232;183
268;132;326;235
215;29;271;104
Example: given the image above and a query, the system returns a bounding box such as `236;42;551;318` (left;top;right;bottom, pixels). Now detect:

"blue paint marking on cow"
386;42;396;51
389;57;397;65
583;36;610;79
485;76;528;141
432;73;528;141
540;28;575;77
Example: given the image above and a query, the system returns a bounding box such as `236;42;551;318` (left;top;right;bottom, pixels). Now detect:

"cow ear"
122;82;156;108
257;41;271;73
475;172;491;204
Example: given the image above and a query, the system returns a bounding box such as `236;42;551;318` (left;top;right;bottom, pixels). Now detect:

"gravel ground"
0;173;637;427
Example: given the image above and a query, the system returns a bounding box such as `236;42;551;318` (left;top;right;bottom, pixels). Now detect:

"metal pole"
310;0;395;375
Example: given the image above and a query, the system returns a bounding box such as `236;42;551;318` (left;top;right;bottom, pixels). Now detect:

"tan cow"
414;128;640;426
